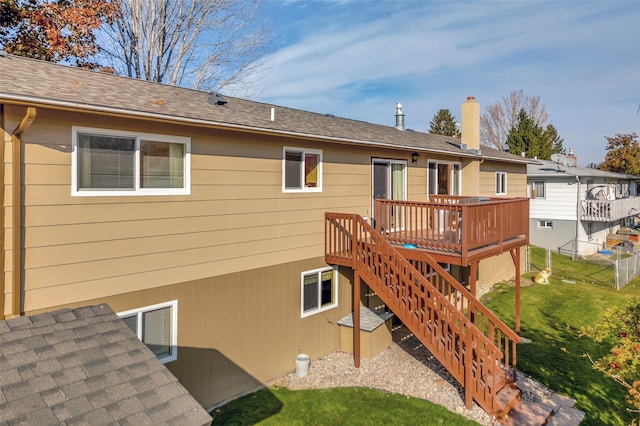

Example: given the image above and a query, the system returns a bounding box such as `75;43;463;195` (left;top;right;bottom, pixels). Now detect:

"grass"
482;246;640;426
211;246;640;425
210;387;479;425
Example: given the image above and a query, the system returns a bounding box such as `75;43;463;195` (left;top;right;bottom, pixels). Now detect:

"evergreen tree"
505;109;563;160
429;109;460;137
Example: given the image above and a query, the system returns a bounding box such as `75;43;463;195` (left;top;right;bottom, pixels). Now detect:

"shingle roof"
527;159;638;180
0;304;212;426
0;54;535;165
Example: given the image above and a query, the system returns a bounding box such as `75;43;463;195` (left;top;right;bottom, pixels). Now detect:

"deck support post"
510;248;521;334
468;262;478;297
353;270;361;368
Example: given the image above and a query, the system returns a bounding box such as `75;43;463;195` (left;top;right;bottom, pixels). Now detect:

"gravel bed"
274;333;552;425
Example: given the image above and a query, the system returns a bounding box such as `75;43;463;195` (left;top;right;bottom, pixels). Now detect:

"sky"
245;0;640;167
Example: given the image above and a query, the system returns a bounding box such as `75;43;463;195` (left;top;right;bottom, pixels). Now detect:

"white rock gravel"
274;334;552;426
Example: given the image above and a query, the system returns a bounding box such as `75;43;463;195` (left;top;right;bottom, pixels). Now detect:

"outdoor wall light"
411;152;420;164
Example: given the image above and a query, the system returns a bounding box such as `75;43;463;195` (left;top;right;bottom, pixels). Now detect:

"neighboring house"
1;54;538;417
0;304;212;425
528;154;640;257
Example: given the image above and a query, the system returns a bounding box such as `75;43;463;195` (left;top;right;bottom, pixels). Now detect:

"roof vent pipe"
270;107;275;122
394;102;405;131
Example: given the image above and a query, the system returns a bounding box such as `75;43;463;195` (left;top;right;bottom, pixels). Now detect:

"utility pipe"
8;106;36;317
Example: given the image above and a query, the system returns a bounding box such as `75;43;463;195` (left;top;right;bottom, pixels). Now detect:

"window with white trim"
118;300;178;363
537;220;553;229
428;161;461;196
301;267;337;317
283;147;322;192
495;172;507;195
531;180;545;198
72;127;190;196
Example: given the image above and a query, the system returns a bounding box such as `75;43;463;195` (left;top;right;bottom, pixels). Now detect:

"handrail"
325;212;520;414
374;197;529;257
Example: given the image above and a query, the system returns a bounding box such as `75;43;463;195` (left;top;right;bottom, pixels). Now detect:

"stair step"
493;383;521;419
500;400;555;426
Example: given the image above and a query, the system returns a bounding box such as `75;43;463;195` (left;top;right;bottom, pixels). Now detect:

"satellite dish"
550;153;565;163
563;156;577;167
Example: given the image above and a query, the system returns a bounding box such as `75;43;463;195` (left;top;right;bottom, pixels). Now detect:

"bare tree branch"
100;0;270;93
480;89;550;151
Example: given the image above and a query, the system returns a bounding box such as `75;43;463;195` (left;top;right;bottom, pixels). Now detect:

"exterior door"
372;159;406;228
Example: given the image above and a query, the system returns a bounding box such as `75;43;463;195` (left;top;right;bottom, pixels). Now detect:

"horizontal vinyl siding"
478;161;527;197
8;108;410;311
529;179;577;220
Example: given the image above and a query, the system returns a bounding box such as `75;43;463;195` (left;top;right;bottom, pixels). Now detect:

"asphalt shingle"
0;304;211;425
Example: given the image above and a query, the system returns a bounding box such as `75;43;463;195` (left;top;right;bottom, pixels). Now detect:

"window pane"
303;273;318;312
122;315;138;335
534;181;545;198
285;151;302;189
304;153;319;187
143;307;171;358
320;270;334;306
78;134;134;189
140;141;184;188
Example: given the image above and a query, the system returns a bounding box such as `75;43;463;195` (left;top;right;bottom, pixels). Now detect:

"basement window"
301;267;337;317
72;127;190;196
118;300;178;363
538;220;553;229
283;147;322;192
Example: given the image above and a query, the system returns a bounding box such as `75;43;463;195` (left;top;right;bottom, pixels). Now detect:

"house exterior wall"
529;218;576;253
24;256;351;409
3;103;528;408
479;161;527;197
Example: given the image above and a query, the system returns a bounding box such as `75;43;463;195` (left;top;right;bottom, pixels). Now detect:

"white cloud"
248;1;640;166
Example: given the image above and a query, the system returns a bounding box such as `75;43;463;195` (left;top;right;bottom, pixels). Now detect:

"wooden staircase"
325;213;540;422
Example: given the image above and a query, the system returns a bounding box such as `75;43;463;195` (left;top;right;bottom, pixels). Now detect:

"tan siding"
23;257;351;409
479;161;528;197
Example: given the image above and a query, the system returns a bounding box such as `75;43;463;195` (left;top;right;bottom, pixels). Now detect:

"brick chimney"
461;96;480;154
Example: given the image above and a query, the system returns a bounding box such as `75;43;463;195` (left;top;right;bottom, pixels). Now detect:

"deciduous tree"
429;109;460;137
100;0;270;93
0;0;117;68
582;298;640;416
480;90;550;151
600;133;640;175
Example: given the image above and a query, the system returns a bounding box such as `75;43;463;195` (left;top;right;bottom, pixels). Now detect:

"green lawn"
211;246;640;425
210;387;479;425
482;246;640;426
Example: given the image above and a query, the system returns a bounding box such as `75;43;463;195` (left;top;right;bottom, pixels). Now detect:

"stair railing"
325;212;520;415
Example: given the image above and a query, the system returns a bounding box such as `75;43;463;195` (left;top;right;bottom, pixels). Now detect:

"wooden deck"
374;196;529;265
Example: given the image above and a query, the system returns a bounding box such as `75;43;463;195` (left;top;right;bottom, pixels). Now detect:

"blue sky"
246;0;640;166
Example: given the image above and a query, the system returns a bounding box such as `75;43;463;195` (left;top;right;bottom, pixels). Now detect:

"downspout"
0;104;5;319
574;175;580;260
8;107;36;318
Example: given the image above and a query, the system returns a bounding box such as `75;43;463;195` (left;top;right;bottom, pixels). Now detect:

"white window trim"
72;126;191;196
496;172;507;195
118;300;178;364
537;220;553;229
427;160;462;196
282;146;323;193
531;180;546;199
301;266;338;318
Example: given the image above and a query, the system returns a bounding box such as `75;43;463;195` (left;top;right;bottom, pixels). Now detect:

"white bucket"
295;354;310;378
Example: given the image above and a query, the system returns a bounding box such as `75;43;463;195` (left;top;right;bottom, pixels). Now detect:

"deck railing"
374;196;529;258
581;196;640;222
325;213;520;416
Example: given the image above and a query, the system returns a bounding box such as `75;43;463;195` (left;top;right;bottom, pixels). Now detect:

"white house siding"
529;179;578;221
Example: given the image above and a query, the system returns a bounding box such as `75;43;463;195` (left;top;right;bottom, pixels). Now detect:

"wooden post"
510;248;521;334
353;270;361;368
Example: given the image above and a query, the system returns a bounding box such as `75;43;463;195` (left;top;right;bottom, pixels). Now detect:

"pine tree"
429;109;460;137
505;109;563;160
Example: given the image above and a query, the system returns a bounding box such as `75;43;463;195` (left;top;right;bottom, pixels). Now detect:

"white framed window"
428;161;461;196
495;172;507;195
531;180;545;198
537;220;553;229
301;267;337;317
283;147;322;192
72;127;190;196
118;300;178;363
